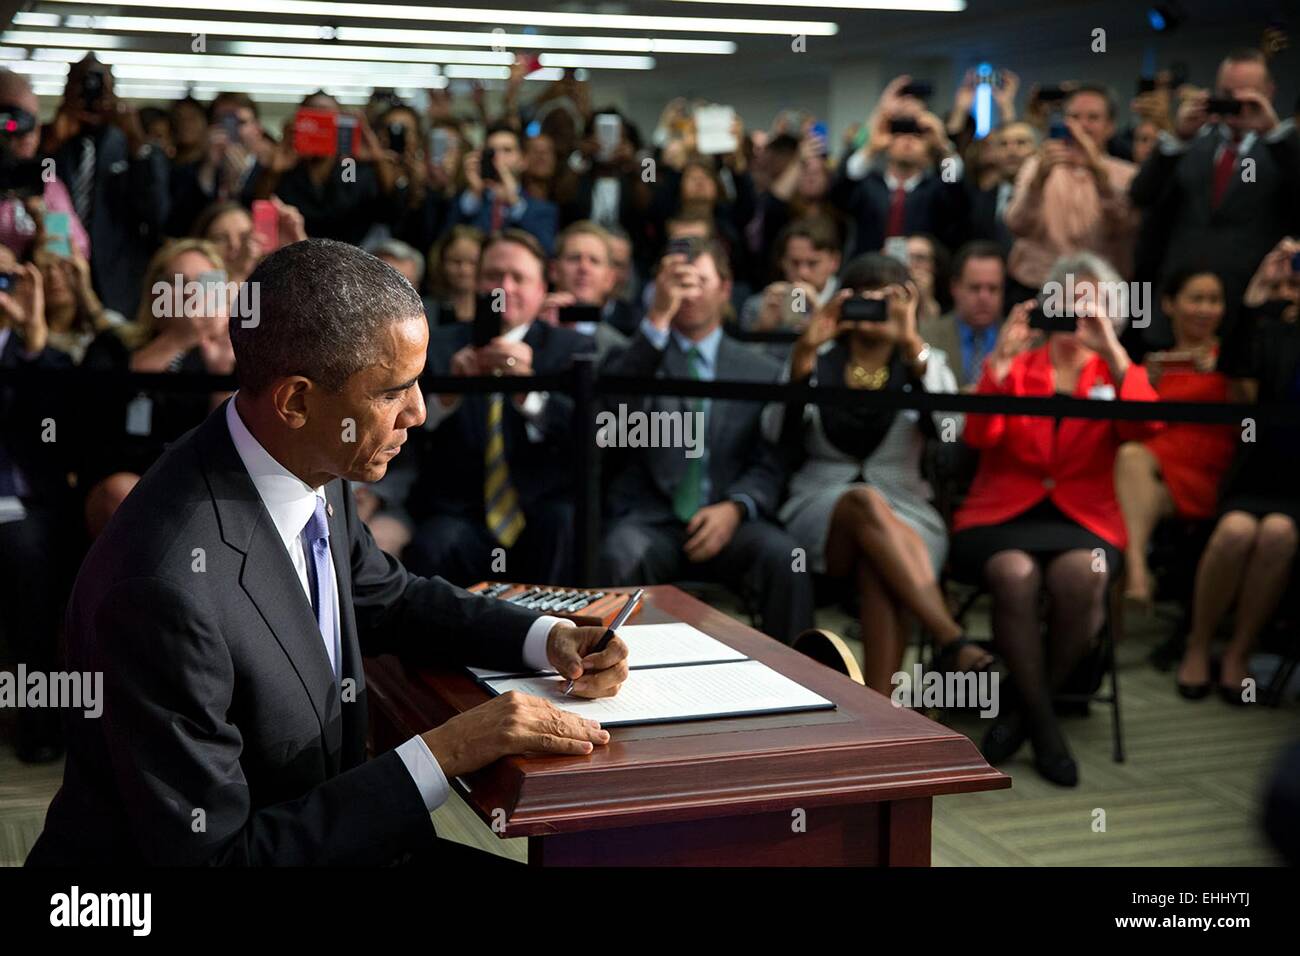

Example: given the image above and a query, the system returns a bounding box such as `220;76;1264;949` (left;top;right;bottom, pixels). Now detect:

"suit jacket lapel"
196;404;338;759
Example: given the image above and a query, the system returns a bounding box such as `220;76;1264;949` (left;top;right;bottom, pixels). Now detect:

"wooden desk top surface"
366;584;1010;838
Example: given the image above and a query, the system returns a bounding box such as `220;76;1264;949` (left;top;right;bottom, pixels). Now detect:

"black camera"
82;69;106;111
888;117;922;136
388;122;407;155
1205;96;1243;116
472;293;501;347
480;146;498;183
841;297;888;324
1027;302;1076;333
898;81;933;101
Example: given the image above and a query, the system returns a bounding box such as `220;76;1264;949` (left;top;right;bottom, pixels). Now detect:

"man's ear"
271;377;314;430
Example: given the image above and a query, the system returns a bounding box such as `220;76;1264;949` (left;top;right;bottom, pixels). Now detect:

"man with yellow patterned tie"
404;230;594;584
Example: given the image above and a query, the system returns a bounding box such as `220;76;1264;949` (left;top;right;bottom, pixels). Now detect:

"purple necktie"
301;496;339;681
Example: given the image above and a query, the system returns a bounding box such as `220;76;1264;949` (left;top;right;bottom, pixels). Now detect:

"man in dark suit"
1130;47;1300;332
0;253;76;764
832;90;970;259
600;240;814;644
453;123;558;254
404;229;593;585
27;239;626;866
919;241;1006;390
43;55;169;317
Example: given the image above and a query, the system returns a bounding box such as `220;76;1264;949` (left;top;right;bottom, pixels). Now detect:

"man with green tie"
600;239;814;644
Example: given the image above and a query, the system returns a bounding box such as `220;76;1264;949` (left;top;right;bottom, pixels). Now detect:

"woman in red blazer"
950;253;1161;787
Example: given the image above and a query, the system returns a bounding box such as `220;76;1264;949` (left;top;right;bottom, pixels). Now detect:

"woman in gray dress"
763;253;998;693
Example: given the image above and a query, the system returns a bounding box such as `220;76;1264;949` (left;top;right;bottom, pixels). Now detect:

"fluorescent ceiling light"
337;27;734;53
41;0;838;36
28;48;445;79
60;16;333;40
226;40;512;65
665;0;963;8
1;30;127;49
11;12;62;27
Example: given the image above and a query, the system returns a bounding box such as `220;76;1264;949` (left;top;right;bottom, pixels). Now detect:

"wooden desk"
366;585;1009;866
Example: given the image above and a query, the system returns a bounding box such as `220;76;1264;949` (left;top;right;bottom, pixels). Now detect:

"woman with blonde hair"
78;238;235;536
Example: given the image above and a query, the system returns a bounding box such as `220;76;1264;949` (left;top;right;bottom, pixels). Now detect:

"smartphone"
44;211;72;257
810;121;829;155
594;113;621;163
388;122;407;155
1136;77;1157;95
335;114;358;157
251;199;279;253
429;127;451;166
1048;118;1072;141
556;303;602;324
480;146;498;183
1205;96;1243;116
888;117;922;136
898;81;933;100
81;69;105;111
472;293;501;347
841;297;888;324
666;237;697;260
1027;302;1076;333
219;113;241;143
0;272;16;293
1290;251;1300;273
293;108;338;158
1036;86;1069;103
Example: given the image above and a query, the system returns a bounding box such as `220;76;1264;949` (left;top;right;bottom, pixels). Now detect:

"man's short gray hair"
230;238;424;394
367;238;425;287
1042;251;1129;332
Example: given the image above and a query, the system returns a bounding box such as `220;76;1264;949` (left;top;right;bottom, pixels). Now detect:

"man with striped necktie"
405;229;594;585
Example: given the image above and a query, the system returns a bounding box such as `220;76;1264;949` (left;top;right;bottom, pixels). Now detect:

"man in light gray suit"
918;241;1006;389
600;240;814;644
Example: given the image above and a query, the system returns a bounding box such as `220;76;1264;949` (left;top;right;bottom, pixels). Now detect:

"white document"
482;659;833;727
468;621;746;679
694;104;737;155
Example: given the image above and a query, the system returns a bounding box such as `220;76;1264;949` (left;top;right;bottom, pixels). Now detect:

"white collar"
502;320;532;343
225;397;326;555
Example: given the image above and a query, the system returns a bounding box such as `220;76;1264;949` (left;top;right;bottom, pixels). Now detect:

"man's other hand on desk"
420;691;611;779
418;625;628;779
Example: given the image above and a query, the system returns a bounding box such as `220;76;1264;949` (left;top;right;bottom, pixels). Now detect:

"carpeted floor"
2;596;1293;866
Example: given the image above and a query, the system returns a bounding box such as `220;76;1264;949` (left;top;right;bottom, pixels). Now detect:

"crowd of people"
1;46;1298;788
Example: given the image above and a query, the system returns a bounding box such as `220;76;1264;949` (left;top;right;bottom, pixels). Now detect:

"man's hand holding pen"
548;623;630;699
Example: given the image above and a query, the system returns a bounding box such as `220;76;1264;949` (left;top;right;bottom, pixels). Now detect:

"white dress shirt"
224;398;567;812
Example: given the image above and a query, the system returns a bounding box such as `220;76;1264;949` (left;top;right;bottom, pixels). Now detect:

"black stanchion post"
571;353;601;587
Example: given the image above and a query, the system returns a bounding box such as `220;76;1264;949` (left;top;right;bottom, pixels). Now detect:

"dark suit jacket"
600;328;786;523
49;126;170;316
406;320;594;524
1129;127;1300;314
27;401;545;865
0;334;73;506
832;166;971;259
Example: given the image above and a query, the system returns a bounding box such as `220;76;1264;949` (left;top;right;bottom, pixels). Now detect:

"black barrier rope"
6;356;1296;586
4;364;1297;424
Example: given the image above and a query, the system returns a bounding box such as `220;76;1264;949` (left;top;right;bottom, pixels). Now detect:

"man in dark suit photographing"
28;238;628;866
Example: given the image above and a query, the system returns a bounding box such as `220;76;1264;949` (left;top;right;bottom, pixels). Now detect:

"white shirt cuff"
459;191;483;216
396;734;452;812
845;149;871;181
1264;118;1296;144
1157;130;1192;156
523;615;571;670
640;317;670;350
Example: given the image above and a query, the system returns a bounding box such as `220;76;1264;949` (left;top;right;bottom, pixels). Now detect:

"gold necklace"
849;363;890;389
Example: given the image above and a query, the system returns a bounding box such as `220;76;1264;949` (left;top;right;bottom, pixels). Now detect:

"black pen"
562;588;644;696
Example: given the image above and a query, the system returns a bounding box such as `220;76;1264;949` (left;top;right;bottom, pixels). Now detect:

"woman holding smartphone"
951;252;1160;786
763;252;998;694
